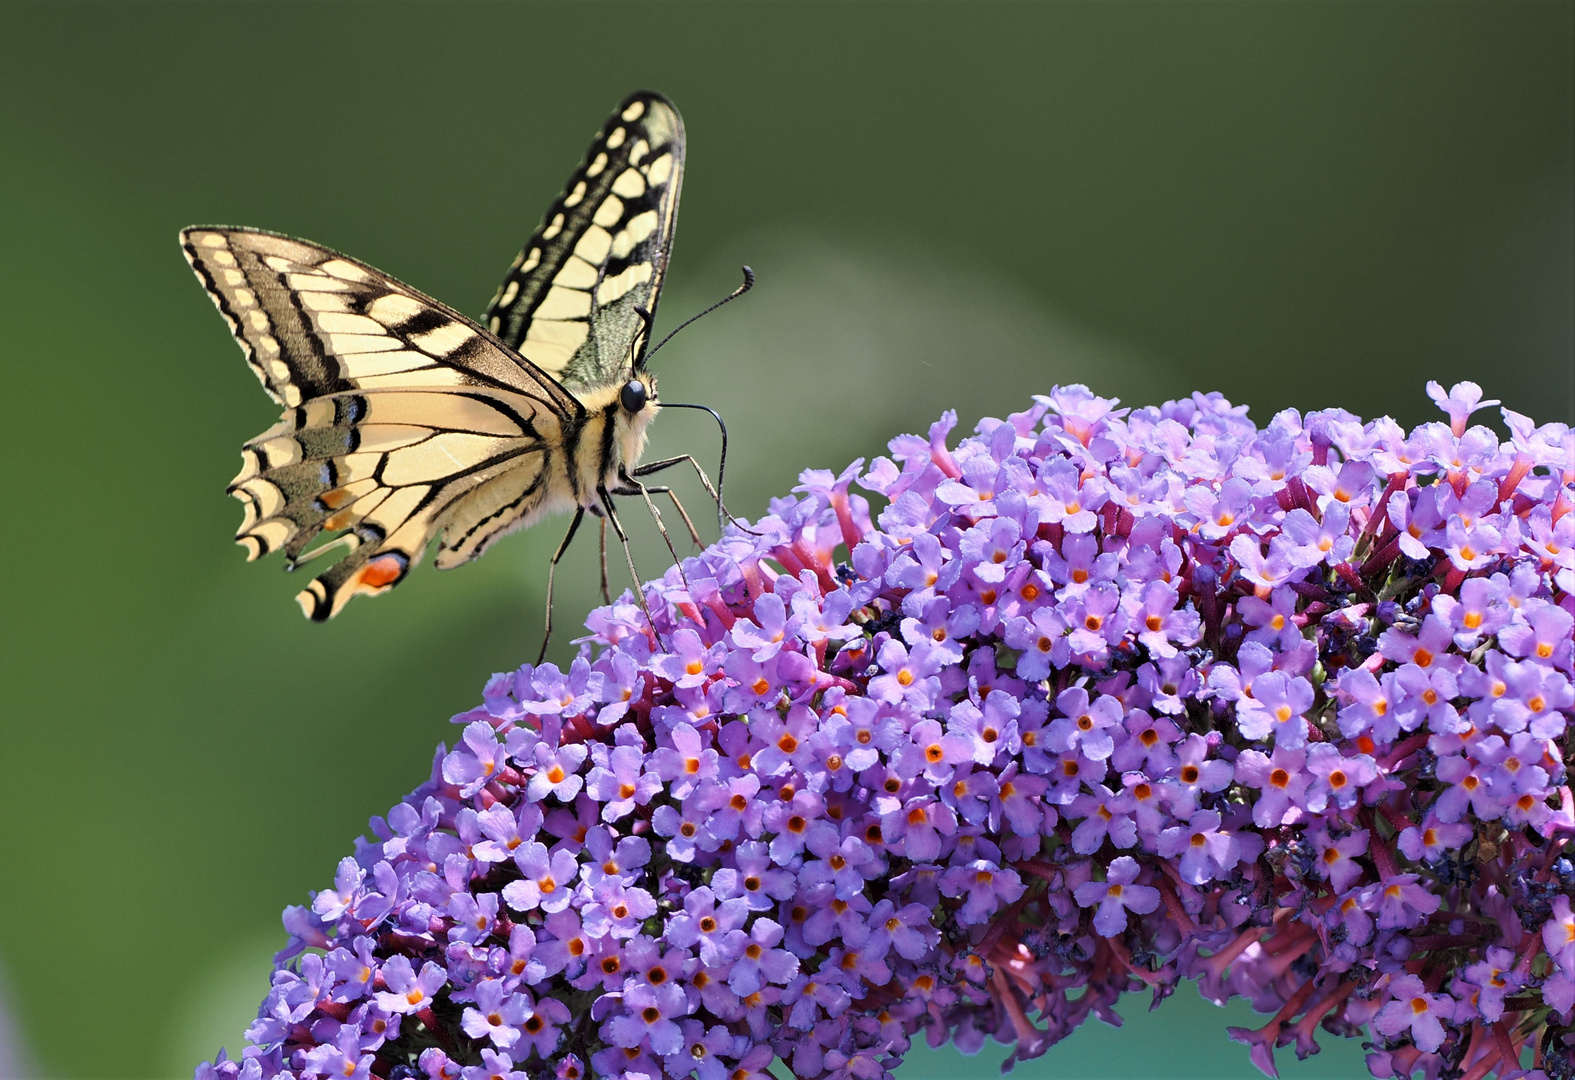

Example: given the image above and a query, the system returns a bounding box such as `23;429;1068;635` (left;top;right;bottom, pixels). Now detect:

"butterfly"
183;91;744;636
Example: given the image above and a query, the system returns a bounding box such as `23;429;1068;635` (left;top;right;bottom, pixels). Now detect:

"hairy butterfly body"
182;92;687;621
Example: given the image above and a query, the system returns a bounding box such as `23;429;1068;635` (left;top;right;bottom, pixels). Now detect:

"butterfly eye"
620;379;648;413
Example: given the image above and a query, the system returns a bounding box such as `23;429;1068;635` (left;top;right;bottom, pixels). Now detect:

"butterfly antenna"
636;266;754;369
639;401;762;538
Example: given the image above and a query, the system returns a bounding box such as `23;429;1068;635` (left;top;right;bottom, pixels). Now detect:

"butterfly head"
612;369;660;471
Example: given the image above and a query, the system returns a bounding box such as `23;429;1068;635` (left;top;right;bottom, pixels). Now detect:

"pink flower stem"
1358;533;1403;579
1514;931;1545;978
828;491;864;554
1234;976;1319;1066
1013;859;1058;886
1202;925;1268;975
1281;980;1355;1051
1154;873;1197;935
991;967;1047;1050
976;893;1034;960
1491;1021;1522;1076
1498;456;1534;504
414;1007;457;1054
1457;1027;1503;1080
1104;935;1163;989
1536;835;1570;881
1334;561;1370;597
1356;474;1409;554
1360;809;1403;879
1286;475;1317;512
1378;733;1431;773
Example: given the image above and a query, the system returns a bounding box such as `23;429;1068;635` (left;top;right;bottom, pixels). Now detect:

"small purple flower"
1158;810;1241;885
1427;379;1499;435
940;860;1025;926
1546;894;1575;976
1365;874;1441;931
1233;746;1309;827
471;803;545;865
500;843;578;914
302;1027;375;1080
460;980;529;1049
945;688;1019;765
1373;974;1453;1053
867;638;944;709
1067;785;1137;854
1236;587;1303;652
1046;686;1122;761
711;842;795;911
721;918;799;995
374;955;447;1015
442;722;508;799
880;795;957;861
665;887;749;966
730;593;790;662
526;742;587;803
584;743;661;821
1233;670;1315;748
1309;826;1368;893
1455;947;1520;1023
580;883;657;940
1279;503;1355;569
1072;856;1161;935
1395;817;1470;863
517;995;570;1058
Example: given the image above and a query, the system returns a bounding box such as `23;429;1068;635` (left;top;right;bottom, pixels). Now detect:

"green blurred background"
1;2;1570;1078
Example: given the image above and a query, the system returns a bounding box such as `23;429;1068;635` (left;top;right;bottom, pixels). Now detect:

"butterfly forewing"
484;91;685;391
182;229;582;416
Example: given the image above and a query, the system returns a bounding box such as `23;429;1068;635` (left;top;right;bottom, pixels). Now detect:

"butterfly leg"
631;454;758;534
597;485;667;652
598;516;612;605
610;476;695;597
611;475;702;549
654;486;704;549
537;505;587;665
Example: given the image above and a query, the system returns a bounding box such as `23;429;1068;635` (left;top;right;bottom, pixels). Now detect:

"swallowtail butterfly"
183;91;726;626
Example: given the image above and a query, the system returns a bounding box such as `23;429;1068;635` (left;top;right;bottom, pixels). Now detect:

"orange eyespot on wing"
359;555;407;590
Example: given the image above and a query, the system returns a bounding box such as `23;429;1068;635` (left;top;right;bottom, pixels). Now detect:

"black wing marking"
483;90;685;392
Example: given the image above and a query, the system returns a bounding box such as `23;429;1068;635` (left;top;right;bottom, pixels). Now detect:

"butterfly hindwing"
484;90;685;392
230;385;570;620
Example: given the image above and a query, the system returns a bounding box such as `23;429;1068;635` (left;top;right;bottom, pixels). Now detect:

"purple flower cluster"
200;383;1573;1080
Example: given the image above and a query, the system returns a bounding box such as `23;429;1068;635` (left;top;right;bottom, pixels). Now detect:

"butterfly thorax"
571;370;659;502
